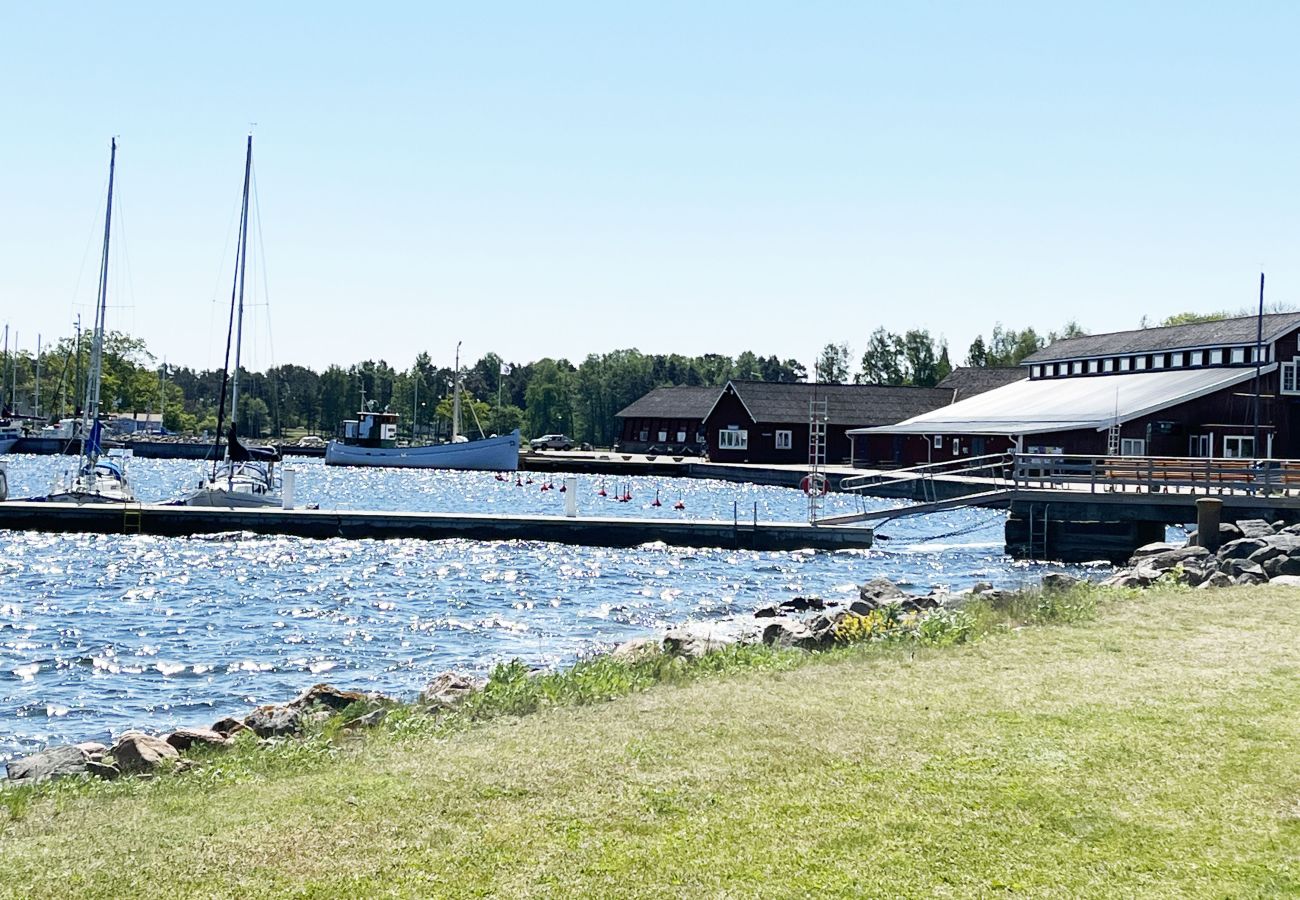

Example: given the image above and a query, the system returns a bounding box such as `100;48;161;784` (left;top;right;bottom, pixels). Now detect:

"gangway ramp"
818;489;1013;525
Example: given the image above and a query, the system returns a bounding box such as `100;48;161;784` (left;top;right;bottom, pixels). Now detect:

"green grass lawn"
3;584;1300;898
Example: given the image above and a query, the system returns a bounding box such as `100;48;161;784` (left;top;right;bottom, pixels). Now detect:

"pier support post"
564;477;577;517
1195;498;1224;552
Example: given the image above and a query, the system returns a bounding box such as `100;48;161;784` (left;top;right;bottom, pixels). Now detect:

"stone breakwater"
1100;517;1300;589
1;574;1069;789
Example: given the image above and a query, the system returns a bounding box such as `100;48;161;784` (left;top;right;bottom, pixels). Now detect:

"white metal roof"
849;365;1273;437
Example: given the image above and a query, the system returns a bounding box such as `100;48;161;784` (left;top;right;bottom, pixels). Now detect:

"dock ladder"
1106;423;1121;457
122;502;143;535
807;398;828;523
1027;503;1050;559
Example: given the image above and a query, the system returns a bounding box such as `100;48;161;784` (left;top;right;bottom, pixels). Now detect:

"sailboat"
184;135;282;508
324;344;520;470
48;138;135;504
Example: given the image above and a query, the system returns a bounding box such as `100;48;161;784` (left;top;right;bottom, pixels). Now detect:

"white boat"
48;139;136;505
0;421;22;455
184;135;282;509
325;411;520;470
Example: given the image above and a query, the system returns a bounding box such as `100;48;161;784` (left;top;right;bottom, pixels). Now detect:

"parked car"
530;433;574;451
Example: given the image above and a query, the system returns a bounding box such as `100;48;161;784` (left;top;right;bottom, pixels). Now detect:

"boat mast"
211;134;253;475
84;137;117;483
452;340;462;441
230;135;254;458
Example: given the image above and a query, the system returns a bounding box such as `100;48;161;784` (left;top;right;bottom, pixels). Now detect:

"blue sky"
2;3;1297;375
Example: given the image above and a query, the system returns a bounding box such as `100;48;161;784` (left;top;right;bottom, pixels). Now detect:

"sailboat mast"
230;134;253;452
452;340;462;441
85;137;116;469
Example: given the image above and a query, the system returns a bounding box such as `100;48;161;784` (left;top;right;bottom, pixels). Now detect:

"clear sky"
2;2;1297;376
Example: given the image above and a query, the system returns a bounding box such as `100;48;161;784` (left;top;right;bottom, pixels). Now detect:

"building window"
676;430;687;442
1071;361;1083;374
638;429;649;442
1103;358;1115;373
1119;357;1131;372
1190;350;1203;366
1134;356;1147;370
1171;352;1184;367
933;435;943;448
657;430;667;442
718;429;748;450
1188;434;1211;457
1210;349;1224;365
1282;359;1299;395
1231;348;1245;364
1120;438;1146;456
775;430;792;450
1088;359;1099;373
1152;354;1165;369
1223;435;1254;459
1032;365;1042;378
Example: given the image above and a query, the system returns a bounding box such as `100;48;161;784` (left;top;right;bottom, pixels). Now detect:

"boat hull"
325;430;520;471
183;488;281;509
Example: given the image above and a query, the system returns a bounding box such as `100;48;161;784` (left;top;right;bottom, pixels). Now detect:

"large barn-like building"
852;313;1300;460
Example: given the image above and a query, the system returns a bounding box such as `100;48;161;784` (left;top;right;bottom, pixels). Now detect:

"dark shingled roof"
936;367;1026;401
615;385;721;420
1023;312;1300;364
718;381;955;427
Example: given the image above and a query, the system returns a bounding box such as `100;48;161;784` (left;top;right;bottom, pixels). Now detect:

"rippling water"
0;454;1096;767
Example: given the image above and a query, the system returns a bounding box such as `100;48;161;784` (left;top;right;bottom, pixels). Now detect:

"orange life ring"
800;474;829;495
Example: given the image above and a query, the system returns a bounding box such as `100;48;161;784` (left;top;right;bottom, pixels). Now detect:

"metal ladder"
122;503;143;535
807;399;828;523
1106;422;1121;456
1028;503;1050;560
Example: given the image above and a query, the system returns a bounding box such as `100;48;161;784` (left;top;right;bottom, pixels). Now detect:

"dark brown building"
614;386;718;454
855;313;1300;460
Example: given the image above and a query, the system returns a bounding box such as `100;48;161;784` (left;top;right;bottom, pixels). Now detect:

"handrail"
840;452;1014;492
1011;453;1300;496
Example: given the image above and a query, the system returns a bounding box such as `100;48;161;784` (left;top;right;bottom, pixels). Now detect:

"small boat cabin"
340;410;400;449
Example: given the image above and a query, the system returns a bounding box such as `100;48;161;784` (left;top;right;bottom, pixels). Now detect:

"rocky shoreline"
5;545;1258;791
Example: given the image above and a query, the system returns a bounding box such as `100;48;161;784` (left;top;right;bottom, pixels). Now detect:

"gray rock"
857;577;910;608
1186;523;1244;548
1218;538;1270;561
166;727;229;752
1041;572;1083;593
1142;545;1211;571
1197;571;1235;589
243;704;303;738
289;683;377;712
1132;541;1184;559
760;617;816;649
5;745;89;785
970;581;993;594
86;760;120;781
111;732;180;775
662;626;737;660
74;741;109;759
1221;558;1266;580
1280;523;1300;536
752;605;780;618
1235;573;1267;586
1266;555;1300;578
1236;519;1277;539
1266;574;1300;586
779;596;826;613
1100;571;1148;589
342;709;387;730
419;672;482;708
847;599;878;617
610;638;662;661
211;717;249;738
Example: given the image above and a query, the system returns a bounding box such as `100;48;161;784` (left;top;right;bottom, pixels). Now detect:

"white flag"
500;363;512;376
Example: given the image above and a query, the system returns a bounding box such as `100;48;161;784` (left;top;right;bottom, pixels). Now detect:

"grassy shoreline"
3;581;1299;896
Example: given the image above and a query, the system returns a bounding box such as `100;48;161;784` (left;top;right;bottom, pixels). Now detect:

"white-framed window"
1120;438;1146;456
1088;359;1099;373
774;430;792;450
676;430;687;442
1210;349;1224;365
658;430;668;442
1152;354;1165;368
1119;357;1131;371
1071;361;1083;374
933;435;943;448
1103;358;1115;373
952;438;961;455
1190;350;1203;366
1134;356;1147;370
718;428;748;450
1188;434;1211;457
1282;359;1299;395
1231;348;1245;364
1032;365;1042;378
1171;352;1184;367
1223;435;1254;459
638;429;649;441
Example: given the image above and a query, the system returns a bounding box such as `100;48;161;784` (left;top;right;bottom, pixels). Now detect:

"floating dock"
0;502;873;552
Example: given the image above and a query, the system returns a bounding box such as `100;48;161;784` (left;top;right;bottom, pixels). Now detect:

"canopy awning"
848;365;1273;437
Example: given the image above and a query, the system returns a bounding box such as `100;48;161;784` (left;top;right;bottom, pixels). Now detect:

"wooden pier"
0;502;874;552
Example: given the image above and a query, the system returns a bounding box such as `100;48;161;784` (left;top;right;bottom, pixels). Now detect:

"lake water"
0;454;1097;768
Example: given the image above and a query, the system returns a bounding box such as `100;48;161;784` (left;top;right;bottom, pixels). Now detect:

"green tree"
815;342;852;384
900;329;943;387
523;359;573;438
856;330;904;385
966;335;988;367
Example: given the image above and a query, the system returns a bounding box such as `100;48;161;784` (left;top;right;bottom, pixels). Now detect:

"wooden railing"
1011;454;1300;496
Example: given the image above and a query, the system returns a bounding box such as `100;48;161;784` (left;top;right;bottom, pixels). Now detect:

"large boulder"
165;727;230;752
1264;555;1300;579
1131;541;1184;559
5;745;90;785
856;578;910;610
210;717;249;739
760;617;816;649
1248;535;1300;566
1142;545;1211;571
662;626;737;660
1186;522;1244;549
610;637;662;661
1197;571;1235;589
111;732;180;775
1100;570;1149;589
243;704;303;738
1267;574;1300;587
1221;558;1266;582
1041;572;1083;593
418;672;481;708
289;683;378;712
1235;519;1277;539
1217;538;1270;561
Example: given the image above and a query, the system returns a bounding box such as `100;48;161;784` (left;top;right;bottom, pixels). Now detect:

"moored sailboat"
184;135;282;508
48;138;135;504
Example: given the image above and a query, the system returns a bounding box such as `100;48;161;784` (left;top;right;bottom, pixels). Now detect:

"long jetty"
0;502;873;552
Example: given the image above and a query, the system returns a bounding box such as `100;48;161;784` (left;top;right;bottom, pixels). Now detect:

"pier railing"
840;453;1015;502
1011;454;1300;496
